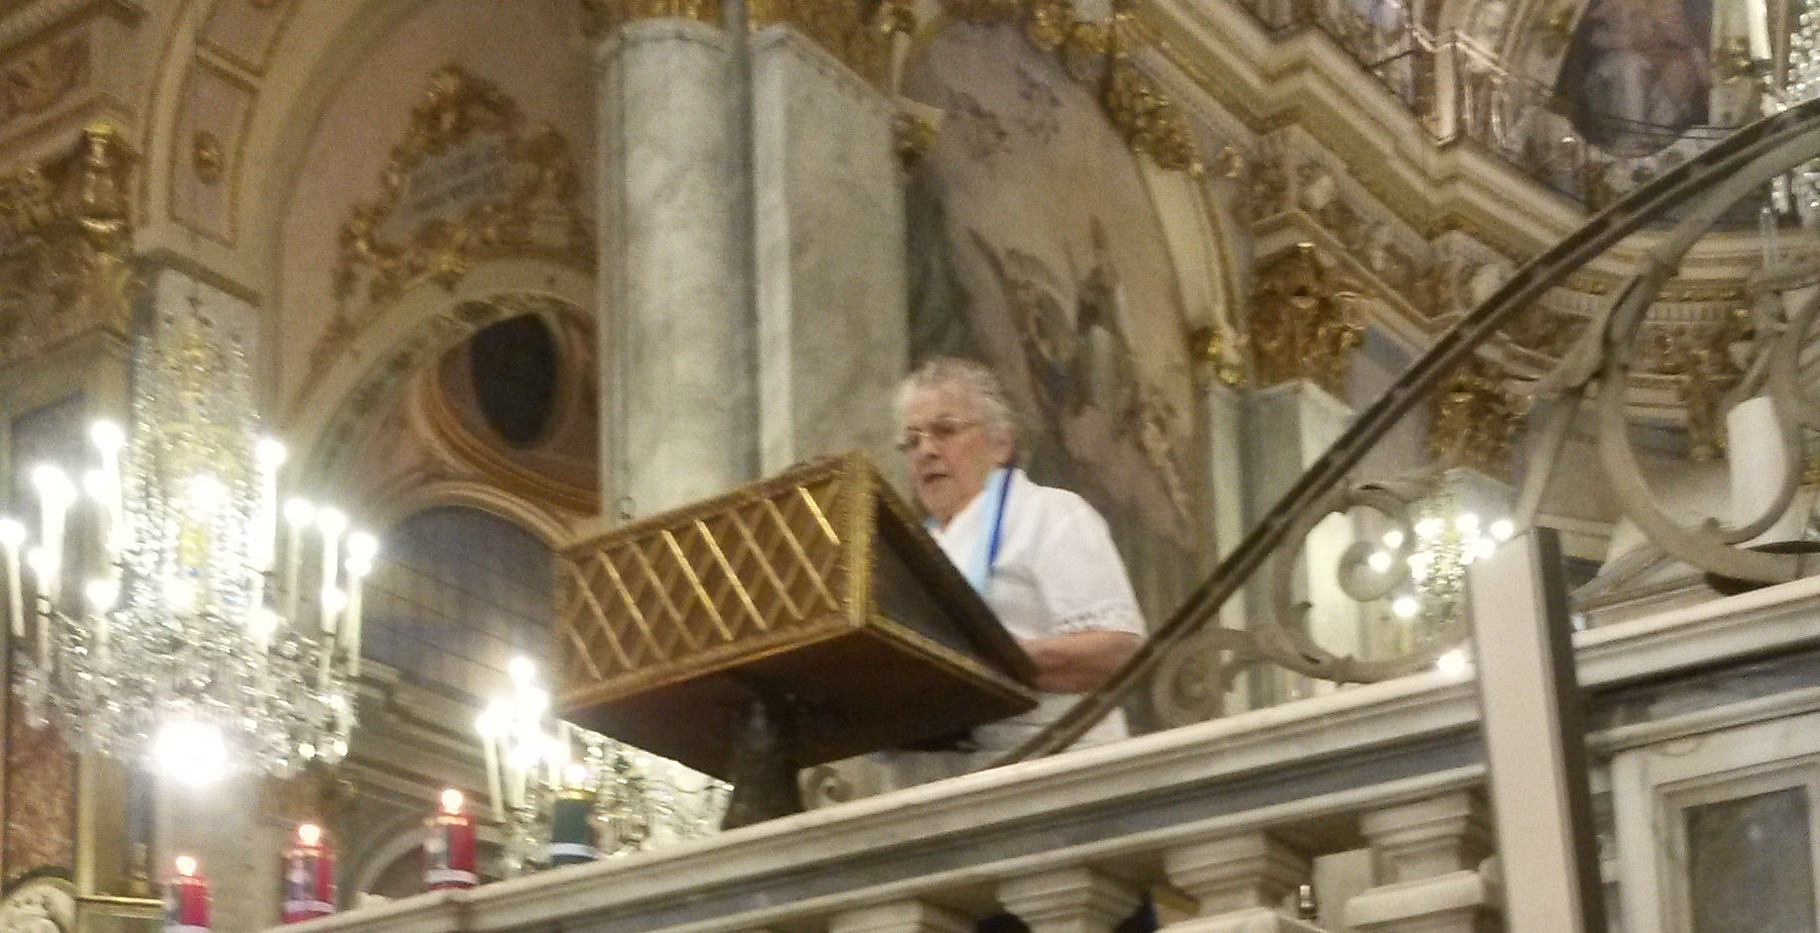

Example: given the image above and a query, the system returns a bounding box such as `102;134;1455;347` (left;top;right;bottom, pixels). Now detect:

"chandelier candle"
425;789;478;889
549;765;597;866
164;856;210;933
282;823;336;923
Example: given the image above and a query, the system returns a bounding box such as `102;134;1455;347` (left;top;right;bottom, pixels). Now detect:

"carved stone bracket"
1249;242;1364;394
0;122;134;370
947;0;1201;173
0;876;74;933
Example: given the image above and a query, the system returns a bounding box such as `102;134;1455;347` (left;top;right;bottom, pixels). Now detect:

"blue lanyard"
932;468;1014;593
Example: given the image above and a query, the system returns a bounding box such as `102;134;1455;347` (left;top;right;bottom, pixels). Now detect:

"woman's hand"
1018;630;1141;693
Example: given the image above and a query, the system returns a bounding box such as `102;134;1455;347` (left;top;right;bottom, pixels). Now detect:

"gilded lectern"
556;452;1038;825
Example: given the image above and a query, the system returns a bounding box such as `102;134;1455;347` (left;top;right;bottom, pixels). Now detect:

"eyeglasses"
895;418;980;453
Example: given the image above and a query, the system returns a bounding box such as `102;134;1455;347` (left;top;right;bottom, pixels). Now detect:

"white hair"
895;356;1017;440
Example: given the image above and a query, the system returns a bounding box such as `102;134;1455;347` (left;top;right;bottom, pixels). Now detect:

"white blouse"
881;470;1144;786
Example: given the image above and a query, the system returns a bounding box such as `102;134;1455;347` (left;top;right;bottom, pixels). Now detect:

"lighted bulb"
299;742;317;759
441;788;464;814
256;438;288;470
175;855;198;878
1414;517;1443;539
82;469;108;502
508;656;535;685
249;608;279;640
346;532;378;563
84;578;118;611
320;587;347;615
31;465;73;504
564;762;589;788
520;686;550;718
284;498;317;528
1489;518;1515;541
1381;529;1405;550
25;547;53;579
154;720;227;786
345;555;372;578
316;507;348;539
1392;595;1420;618
0;518;26;548
186;474;227;516
297;823;322;847
88;421;125;454
1471;537;1497;560
1436;649;1471;677
1455;512;1480;535
164;577;197;611
1367;550;1393;574
330;739;348;758
475;701;508;738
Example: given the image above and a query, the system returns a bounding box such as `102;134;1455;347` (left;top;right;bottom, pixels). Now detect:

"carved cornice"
580;0;723;38
950;0;1201;173
749;0;895;86
1249;242;1363;393
0;122;134;369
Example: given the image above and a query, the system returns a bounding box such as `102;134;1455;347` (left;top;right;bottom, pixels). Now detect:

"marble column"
829;900;972;933
598;18;755;516
596;16;907;519
1162;832;1322;933
1241;380;1362;706
998;866;1143;933
1344;792;1500;933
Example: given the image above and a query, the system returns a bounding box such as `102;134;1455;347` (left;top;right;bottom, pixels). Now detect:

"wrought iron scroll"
1003;99;1820;762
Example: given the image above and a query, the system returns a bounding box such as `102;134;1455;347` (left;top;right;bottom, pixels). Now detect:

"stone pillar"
596;16;907;519
998;866;1143;933
749;26;906;474
1242;380;1361;705
1344;792;1499;933
598;17;755;516
829;900;972;933
1162;833;1321;933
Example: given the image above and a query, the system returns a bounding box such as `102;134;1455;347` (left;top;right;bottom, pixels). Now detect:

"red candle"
424;789;478;890
164;856;210;933
282;823;336;923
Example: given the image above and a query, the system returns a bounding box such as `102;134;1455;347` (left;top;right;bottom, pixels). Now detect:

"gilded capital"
0;123;137;368
580;0;724;38
1427;356;1521;479
1248;243;1363;394
748;0;897;85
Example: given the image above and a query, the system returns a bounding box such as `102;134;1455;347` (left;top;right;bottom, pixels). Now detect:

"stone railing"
275;574;1820;933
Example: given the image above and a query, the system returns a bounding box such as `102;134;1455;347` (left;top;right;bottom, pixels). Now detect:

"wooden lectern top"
556;452;1038;779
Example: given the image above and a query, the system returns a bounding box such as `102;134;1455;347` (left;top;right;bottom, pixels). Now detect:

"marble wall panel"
202;0;295;76
169;61;254;245
750;28;906;476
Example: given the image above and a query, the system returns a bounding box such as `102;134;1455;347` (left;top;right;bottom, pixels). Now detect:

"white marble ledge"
274;577;1820;933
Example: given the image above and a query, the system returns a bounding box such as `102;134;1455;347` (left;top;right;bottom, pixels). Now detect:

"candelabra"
2;294;373;782
476;659;728;876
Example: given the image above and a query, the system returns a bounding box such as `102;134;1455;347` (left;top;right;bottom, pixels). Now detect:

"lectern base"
721;694;806;829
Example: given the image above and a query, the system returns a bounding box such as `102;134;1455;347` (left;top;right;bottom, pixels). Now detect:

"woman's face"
898;383;1014;528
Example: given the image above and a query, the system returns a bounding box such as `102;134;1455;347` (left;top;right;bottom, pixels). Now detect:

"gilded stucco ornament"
0;35;87;131
948;0;1202;173
314;66;593;392
1644;317;1746;460
1427;357;1522;479
1249;242;1364;394
579;0;723;37
0;123;134;369
748;0;898;86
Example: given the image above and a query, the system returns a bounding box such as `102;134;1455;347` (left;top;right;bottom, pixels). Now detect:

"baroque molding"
1427;357;1521;479
749;0;895;86
580;0;723;38
1248;242;1363;394
0;122;134;369
311;66;594;394
949;0;1201;173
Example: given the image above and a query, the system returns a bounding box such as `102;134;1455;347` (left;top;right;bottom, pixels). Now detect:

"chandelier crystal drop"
1784;0;1820;220
5;294;372;780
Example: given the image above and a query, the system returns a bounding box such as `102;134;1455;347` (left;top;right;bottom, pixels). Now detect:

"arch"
285;257;595;483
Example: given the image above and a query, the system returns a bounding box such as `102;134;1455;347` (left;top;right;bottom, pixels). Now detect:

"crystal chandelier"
2;290;373;782
476;658;727;876
1780;0;1820;220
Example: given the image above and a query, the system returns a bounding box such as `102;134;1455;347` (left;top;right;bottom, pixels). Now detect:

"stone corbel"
1247;242;1364;395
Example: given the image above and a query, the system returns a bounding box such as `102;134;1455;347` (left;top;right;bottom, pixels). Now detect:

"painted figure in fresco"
1557;0;1713;157
881;356;1145;788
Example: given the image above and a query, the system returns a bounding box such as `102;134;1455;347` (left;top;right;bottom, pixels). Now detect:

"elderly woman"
887;356;1144;785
